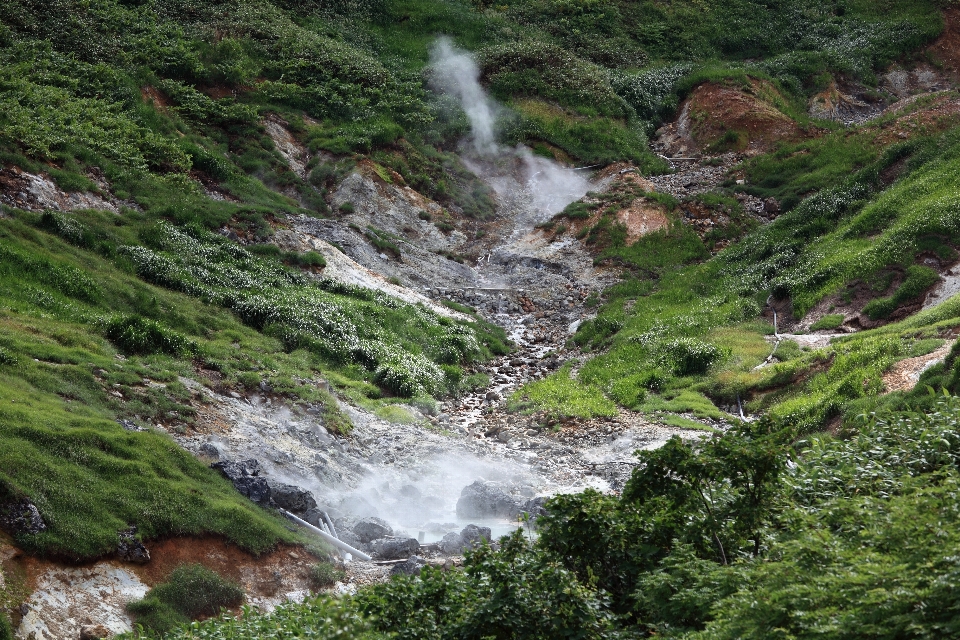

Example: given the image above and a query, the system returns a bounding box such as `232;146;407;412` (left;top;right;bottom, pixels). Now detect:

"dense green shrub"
123;596;382;640
0;614;12;640
127;564;244;634
310;561;346;588
356;530;616;640
479;41;633;118
862;265;940;320
660;338;726;376
104;315;191;356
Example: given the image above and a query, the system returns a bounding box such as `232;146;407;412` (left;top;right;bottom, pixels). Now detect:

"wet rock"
267;481;317;513
460;524;492;551
354;517;394;543
0;499;46;535
371;537;420;560
211;459;271;506
79;623;111;640
390;555;426;576
456;480;522;519
117;526;150;564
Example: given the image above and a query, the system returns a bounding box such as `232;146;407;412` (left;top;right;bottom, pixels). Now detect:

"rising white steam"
428;37;592;217
429;37;500;156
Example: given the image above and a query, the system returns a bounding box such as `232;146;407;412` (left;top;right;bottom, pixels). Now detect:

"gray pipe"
280;509;372;561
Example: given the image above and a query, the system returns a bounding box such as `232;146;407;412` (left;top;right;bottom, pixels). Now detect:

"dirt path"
883;341;955;394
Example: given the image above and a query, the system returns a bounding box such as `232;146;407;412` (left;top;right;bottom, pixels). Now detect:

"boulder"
234;476;271;505
198;442;220;459
398;484;422;500
520;497;549;526
211;458;262;481
439;531;464;555
211;459;271;506
456;481;522;519
354;516;393;543
0;499;46;535
117;526;150;564
267;481;317;513
390;555;426;576
338;531;366;553
371;537;420;560
79;624;111;640
459;524;492;551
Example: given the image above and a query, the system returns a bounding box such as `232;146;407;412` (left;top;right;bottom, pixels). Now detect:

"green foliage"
355;530;615;640
862;265;940;320
742;132;878;211
660;338;726;377
310;561;347;588
0;614;11;640
507;364;617;419
479;41;632;119
104;315;191;356
123;596;382;640
128;565;243;634
809;313;845;331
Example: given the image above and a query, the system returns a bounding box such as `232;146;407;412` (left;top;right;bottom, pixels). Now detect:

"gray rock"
354;517;393;543
305;506;342;528
460;524;492;551
439;531;464;555
456;480;522;519
117;526;150;564
0;499;46;535
211;459;271;505
198;442;220;459
235;476;271;505
338;530;366;553
520;496;549;525
391;555;426;576
268;481;317;513
341;495;380;518
398;484;422;500
371;537;420;560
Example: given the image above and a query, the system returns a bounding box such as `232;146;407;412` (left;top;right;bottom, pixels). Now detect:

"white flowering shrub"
114;223;480;396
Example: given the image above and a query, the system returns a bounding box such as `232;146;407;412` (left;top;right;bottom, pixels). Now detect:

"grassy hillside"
547;126;960;435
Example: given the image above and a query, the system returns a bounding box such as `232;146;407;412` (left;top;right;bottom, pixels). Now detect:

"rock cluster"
212;459;272;506
456;480;522;519
212;459;324;521
268;481;318;513
117;526;150;564
0;498;46;535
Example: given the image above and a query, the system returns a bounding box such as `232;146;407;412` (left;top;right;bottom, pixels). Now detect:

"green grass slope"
530;126;960;435
0;206;507;558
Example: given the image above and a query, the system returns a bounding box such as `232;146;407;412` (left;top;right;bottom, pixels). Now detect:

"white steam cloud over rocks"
428;37;592;217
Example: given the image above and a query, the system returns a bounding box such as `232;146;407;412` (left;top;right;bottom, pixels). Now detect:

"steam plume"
428;37;592;216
